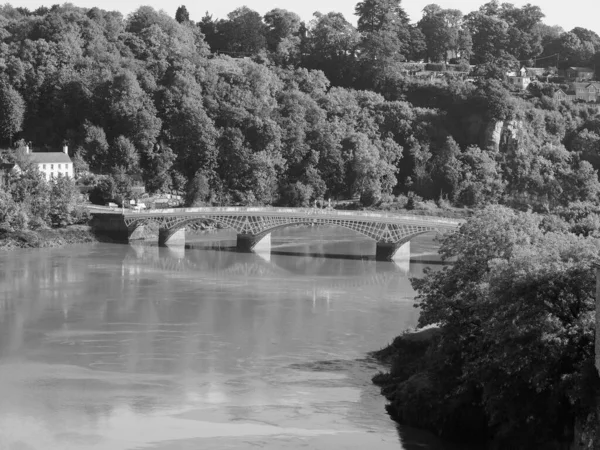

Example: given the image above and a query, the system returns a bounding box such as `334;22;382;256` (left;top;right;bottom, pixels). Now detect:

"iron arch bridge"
91;207;463;261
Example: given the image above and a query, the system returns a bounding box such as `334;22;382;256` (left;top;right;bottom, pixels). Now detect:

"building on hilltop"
553;88;569;103
554;82;600;103
26;145;74;181
565;67;595;81
506;67;531;90
524;67;545;78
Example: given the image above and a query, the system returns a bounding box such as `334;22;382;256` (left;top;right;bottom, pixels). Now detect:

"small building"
553;89;571;103
568;82;600;102
524;67;545;78
0;162;21;187
506;68;531;90
566;67;595;81
27;145;74;181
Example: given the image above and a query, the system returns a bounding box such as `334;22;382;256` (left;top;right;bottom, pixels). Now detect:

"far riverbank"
0;225;100;251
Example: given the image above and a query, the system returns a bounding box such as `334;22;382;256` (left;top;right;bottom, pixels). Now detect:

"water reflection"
0;237;453;450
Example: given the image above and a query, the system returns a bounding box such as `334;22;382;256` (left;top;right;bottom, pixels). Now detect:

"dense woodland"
1;1;600;447
0;0;597;210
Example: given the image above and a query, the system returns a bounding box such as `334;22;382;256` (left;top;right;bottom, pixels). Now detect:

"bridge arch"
126;217;165;240
153;216;444;246
112;208;463;261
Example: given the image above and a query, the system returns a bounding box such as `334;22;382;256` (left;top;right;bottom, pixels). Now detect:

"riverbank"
0;225;100;251
372;326;600;450
371;327;489;446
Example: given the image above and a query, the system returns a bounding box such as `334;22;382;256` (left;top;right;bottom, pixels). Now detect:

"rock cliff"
483;119;523;153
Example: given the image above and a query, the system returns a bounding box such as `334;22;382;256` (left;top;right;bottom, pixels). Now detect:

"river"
0;226;462;450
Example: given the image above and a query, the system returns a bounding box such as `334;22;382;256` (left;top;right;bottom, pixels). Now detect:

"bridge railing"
117;206;464;226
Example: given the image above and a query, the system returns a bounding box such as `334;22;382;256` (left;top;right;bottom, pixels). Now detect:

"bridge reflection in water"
123;241;432;301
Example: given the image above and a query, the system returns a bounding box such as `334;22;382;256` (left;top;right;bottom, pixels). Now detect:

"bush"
89;177;117;206
391;206;600;448
278;182;313;207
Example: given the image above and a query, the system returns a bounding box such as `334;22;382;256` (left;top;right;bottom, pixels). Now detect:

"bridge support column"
237;233;271;253
376;241;410;262
159;227;186;247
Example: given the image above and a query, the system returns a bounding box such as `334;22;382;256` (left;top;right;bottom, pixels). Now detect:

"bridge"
91;207;463;261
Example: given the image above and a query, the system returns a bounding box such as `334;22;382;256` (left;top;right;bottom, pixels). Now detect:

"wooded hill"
0;1;597;210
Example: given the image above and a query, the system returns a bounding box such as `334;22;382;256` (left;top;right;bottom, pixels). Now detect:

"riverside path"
90;207;463;261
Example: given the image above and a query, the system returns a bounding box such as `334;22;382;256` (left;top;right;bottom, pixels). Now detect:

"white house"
506;67;531;90
27;145;74;181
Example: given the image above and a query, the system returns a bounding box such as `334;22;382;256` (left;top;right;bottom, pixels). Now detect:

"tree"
185;169;212;206
465;2;543;63
0;80;25;145
305;12;360;87
454;145;504;206
144;143;176;193
110;136;139;174
218;7;267;56
198;13;221;51
81;122;110;173
355;0;409;33
418;5;466;63
409;206;600;447
48;176;79;226
88;176;116;205
430;136;463;197
344;132;398;204
355;0;412;71
175;5;189;24
264;8;301;52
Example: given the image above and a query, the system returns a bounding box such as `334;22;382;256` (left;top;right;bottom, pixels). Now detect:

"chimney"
63;145;68;155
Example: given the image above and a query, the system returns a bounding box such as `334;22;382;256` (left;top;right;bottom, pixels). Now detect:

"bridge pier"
376;241;410;262
237;233;271;253
159;227;186;247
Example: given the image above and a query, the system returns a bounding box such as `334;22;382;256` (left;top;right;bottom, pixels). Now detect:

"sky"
6;0;599;34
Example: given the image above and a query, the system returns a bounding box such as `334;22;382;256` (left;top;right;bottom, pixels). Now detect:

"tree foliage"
406;206;600;447
0;2;594;209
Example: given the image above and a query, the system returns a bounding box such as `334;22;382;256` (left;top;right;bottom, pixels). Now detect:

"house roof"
568;67;595;72
565;82;600;94
29;152;72;163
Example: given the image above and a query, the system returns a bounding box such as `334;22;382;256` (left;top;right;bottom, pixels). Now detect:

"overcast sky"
8;0;599;34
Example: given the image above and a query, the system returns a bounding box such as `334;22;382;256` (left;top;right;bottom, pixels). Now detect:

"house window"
58;164;61;169
43;164;46;170
51;164;54;169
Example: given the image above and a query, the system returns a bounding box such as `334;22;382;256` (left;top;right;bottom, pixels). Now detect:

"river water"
0;226;459;450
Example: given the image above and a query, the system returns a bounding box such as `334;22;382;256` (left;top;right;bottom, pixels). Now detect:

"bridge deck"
114;207;464;228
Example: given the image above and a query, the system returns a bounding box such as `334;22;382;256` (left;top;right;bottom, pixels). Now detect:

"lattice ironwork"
124;212;456;245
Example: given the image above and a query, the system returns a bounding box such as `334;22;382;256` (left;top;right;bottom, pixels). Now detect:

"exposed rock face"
461;115;524;153
483;119;523;153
